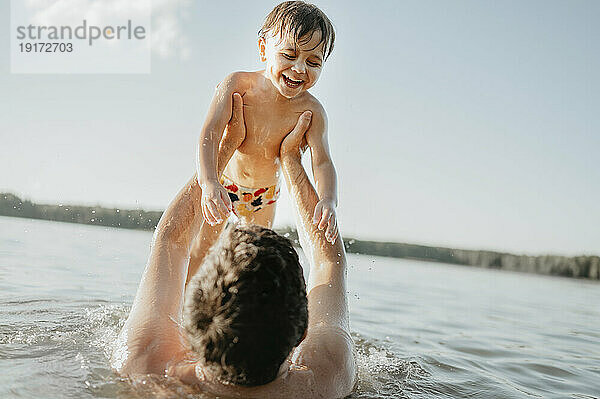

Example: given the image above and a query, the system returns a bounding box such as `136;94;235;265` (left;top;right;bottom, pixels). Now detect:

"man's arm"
112;175;204;375
280;113;356;398
113;94;247;376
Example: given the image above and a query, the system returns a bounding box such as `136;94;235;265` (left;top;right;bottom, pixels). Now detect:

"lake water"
1;216;599;398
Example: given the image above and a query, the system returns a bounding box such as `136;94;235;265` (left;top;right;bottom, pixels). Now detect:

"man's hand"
280;111;312;160
313;199;338;243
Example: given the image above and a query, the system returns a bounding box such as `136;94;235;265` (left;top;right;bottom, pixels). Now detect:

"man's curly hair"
184;224;308;386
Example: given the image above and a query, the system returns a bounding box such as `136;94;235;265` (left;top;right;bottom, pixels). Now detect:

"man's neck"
183;357;315;399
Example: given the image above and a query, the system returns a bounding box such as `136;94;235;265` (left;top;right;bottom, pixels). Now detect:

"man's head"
184;224;308;386
258;1;335;98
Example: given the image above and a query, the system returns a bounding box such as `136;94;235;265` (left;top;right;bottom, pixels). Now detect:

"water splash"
349;333;429;399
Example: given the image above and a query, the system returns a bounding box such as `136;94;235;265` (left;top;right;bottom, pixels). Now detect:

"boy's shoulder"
302;93;328;126
298;92;327;120
217;71;260;92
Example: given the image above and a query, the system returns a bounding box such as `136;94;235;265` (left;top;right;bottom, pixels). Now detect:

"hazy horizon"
1;0;598;256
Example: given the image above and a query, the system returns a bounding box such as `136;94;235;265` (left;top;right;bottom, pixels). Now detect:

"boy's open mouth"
282;73;303;89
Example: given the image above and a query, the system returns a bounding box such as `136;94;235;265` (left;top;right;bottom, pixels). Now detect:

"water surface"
1;216;599;398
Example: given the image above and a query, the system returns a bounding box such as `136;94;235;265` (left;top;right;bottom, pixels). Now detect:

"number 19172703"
19;42;73;52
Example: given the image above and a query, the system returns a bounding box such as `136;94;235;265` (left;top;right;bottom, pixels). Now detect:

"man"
111;94;356;398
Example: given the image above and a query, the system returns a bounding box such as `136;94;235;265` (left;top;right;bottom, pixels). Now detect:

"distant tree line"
343;238;600;280
1;193;598;280
0;193;161;230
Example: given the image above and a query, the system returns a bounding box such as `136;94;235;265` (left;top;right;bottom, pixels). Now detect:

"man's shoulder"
112;321;188;377
294;325;356;398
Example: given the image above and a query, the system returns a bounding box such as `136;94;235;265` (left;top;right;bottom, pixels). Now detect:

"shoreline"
2;193;598;280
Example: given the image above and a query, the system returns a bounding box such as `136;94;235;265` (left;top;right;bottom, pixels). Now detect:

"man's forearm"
127;175;204;325
281;155;343;268
154;175;204;251
282;155;318;227
281;152;349;333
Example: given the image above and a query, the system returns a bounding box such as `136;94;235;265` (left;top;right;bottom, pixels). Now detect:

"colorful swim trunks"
220;174;281;217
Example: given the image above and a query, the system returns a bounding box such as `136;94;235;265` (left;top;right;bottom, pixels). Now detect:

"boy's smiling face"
259;31;325;99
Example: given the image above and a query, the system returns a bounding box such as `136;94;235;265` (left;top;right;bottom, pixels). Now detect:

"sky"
1;0;599;256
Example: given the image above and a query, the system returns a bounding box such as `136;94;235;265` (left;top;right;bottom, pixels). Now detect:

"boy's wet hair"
258;1;335;61
184;224;308;386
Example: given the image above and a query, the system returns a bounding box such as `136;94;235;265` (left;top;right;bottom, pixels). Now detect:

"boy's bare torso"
222;71;318;188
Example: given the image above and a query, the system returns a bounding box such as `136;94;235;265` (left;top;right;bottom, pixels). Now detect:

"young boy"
190;1;338;279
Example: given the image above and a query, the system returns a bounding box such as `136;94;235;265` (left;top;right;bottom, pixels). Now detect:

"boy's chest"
239;93;309;155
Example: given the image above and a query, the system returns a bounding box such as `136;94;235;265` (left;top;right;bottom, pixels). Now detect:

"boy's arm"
197;73;238;184
305;107;339;243
197;73;244;224
280;113;356;399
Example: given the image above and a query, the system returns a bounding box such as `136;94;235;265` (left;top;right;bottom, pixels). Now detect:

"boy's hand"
201;180;232;225
313;198;338;243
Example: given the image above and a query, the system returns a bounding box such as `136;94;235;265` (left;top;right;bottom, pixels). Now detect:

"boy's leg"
186;220;226;284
